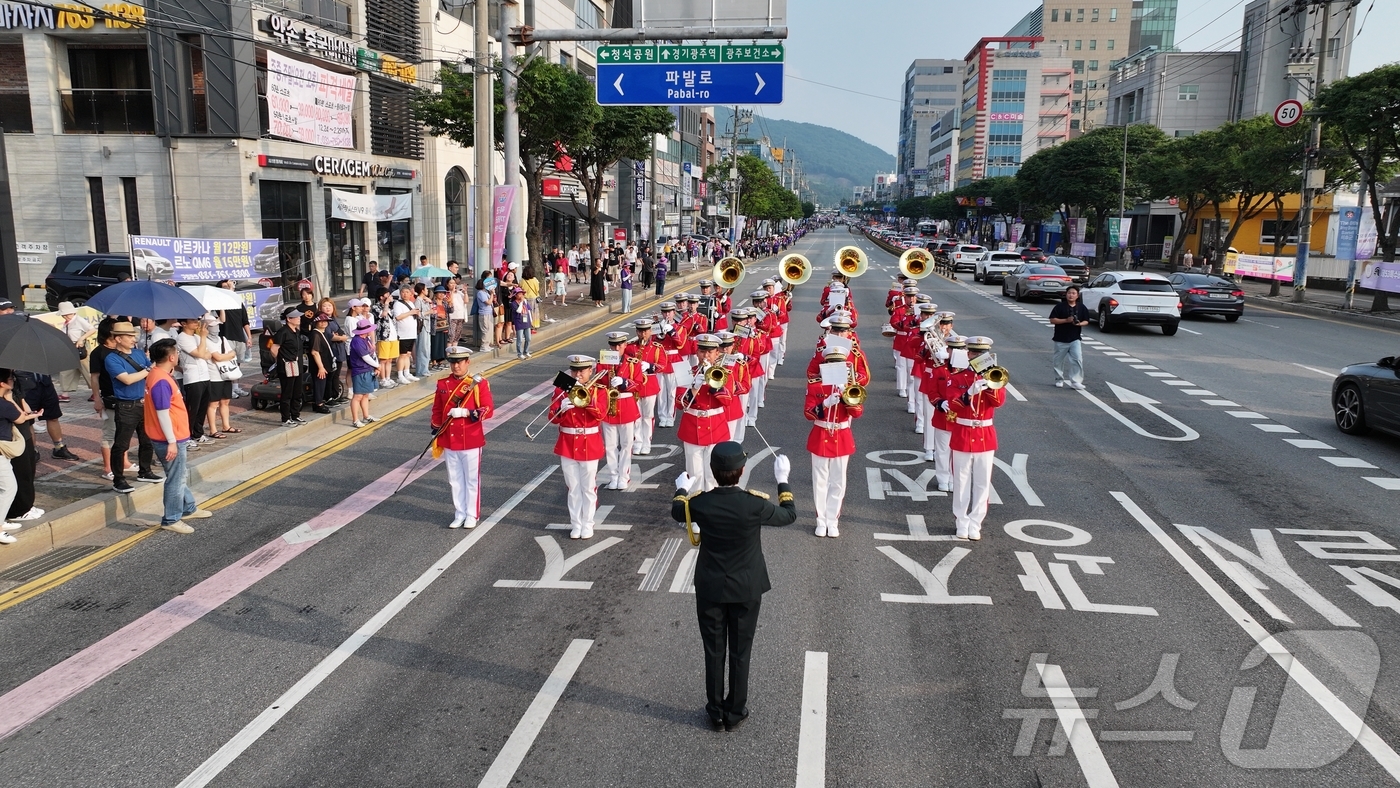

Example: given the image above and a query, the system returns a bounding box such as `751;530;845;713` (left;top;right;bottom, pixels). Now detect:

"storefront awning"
544;198;619;224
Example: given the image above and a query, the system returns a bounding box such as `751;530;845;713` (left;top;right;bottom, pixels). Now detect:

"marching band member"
430;347;494;529
762;279;787;370
940;336;1005;541
751;290;778;390
889;284;920;400
679;294;703;369
927;335;964;487
598;331;646;490
656;301;687;428
885;275;908;314
810;313;871;386
910;302;939;433
733;309;767;429
718;331;752;443
767;279;791;366
696;280;720;333
805;346;864;538
935;310;957;341
551;355;609;539
626;318;665;455
677;334;733;491
819;270;848;306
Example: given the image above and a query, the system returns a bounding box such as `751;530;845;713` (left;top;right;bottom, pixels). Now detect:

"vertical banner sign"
634;161;646;210
490;186;517;268
1356;211;1378;261
1118;218;1133;248
1011;222;1024;245
1335;207;1362;261
467;188;476;271
681;162;693;209
265;52;356;149
1162;235;1174;261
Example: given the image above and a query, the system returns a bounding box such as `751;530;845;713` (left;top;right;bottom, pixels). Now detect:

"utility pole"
1293;0;1335;303
472;0;494;277
500;0;524;266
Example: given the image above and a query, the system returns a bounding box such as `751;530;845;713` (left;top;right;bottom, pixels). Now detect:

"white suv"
951;244;986;273
975;251;1023;284
1080;271;1182;336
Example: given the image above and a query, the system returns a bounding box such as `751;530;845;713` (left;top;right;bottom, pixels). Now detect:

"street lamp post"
1290;0;1338;303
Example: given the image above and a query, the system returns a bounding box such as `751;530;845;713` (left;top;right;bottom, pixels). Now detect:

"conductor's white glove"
610;376;625;388
969;379;990;395
448;407;470;418
675;471;694;492
823;393;841;408
773;454;791;484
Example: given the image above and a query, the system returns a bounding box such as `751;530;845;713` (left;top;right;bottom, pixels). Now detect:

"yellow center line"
0;307;644;614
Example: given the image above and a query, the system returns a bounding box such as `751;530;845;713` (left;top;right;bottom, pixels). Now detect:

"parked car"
43;254;133;310
1045;255;1090;283
1018;246;1048;263
1002;263;1074;301
975;251;1025;284
130;247;174;279
1333;354;1400;437
951;244;987;273
1166;272;1245;321
1080;271;1182;335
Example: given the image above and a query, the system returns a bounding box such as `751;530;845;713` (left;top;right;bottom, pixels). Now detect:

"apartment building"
956;37;1075;186
897;59;963;198
926;109;959;195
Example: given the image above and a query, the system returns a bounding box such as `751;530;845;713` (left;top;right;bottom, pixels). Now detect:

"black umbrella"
0;313;82;376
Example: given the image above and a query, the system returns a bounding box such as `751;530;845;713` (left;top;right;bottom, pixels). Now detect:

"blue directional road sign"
596;63;784;106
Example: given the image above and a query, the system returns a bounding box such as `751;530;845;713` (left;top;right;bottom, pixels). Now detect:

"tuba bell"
712;256;745;288
835;245;869;278
779;253;812;286
899;248;934;280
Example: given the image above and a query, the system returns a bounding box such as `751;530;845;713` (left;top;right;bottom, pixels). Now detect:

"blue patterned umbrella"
84;279;206;320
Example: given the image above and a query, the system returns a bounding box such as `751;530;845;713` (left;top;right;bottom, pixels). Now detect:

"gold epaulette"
747;489;771;500
673;493;692;502
778;491;795;504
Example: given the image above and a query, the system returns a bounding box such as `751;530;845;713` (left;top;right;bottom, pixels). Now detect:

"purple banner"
490;186;517;270
1359;261;1400;295
129;235;279;282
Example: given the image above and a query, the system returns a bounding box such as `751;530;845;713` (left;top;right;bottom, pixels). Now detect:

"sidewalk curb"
1243;295;1400;331
0;263;715;575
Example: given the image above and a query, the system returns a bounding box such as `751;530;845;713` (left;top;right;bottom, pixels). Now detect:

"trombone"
836;245;869;278
899;248;934;280
970;353;1009;390
712;256;745;288
841;362;867;407
524;369;606;440
779;253;812;286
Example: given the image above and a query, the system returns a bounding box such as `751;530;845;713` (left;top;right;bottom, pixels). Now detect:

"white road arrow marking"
614;73;624;96
1077;382;1199;442
755;73;766;95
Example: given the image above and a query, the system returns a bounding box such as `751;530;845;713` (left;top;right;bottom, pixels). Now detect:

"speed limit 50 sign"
1274;99;1304;128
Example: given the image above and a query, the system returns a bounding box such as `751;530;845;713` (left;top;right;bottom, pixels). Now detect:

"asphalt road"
1;228;1399;787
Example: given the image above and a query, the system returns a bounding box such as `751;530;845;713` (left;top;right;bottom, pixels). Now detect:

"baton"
394;421;450;495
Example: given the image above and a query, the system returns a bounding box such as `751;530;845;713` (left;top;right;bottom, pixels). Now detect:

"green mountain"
715;108;894;208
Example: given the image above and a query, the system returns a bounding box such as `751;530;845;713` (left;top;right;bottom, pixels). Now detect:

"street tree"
570;106;675;261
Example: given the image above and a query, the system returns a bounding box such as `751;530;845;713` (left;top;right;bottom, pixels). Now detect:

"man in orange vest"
804;346;863;538
431;346;494;529
550;355;609;539
144;338;212;534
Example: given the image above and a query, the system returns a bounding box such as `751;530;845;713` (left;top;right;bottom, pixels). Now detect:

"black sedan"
1002;263;1074;301
1166;272;1244;321
1044;255;1089;283
1334;353;1400;437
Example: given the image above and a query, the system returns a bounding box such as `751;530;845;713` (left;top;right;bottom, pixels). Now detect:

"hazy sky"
765;0;1398;155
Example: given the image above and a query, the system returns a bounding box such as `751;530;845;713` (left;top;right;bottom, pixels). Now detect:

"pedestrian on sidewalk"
620;261;634;314
104;321;159;494
218;280;253;396
204;314;238;437
447;278;468;348
0;370;39;544
431;287;450;368
89;320;134;480
473;273;495;352
308;314;335;413
414;283;434;378
143;338;212;534
512;288;534;359
551;256;568;306
392;284;420;385
175;316;214;446
270;308;308;427
655;255;668;297
348;320;380;427
57;301;95;395
590;259;607;307
15;371;78;461
1049;286;1091;390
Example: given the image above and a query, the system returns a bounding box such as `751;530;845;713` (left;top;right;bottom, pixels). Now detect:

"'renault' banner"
129;235;280;282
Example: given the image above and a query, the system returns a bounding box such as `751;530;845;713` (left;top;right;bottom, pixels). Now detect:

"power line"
785;74;900;103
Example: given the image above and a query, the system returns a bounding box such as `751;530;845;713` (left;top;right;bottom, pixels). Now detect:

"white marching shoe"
827;524;840;538
815;524;827;537
924;451;936;462
569;525;582;539
449;517;466;529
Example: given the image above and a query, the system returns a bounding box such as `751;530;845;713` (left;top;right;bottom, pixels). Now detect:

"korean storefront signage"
634;161;646;210
258;12;357;68
258;154;415;180
266;52;355;150
0;2;144;30
328;190;413;222
355;48;418;85
130;235;278;282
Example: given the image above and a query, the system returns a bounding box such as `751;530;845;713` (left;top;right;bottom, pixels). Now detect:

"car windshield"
1119;279;1176;293
961;246;985;253
1029;265;1066;275
1051;257;1086;267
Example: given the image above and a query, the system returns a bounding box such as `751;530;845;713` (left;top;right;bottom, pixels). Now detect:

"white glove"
610;376;625;388
643;363;655;373
675;471;694;491
448;407;470;418
933;349;949;363
558;400;574;412
823;393;841;407
969;379;990;395
773;454;791;484
938;399;951;412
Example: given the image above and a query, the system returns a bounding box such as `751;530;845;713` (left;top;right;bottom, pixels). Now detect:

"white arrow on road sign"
755;73;766;95
614;73;625;96
1077;382;1200;441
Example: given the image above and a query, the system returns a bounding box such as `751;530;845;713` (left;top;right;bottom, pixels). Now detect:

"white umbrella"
179;285;245;311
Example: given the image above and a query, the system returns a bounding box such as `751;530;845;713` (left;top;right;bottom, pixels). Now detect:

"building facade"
956;37;1074;186
1107;49;1239;137
1234;0;1355;122
897;59;962;198
926;108;959;195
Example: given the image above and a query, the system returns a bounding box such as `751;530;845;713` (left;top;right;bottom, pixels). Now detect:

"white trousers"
683;441;717;491
776;333;787;364
934;428;952;486
951;449;994;538
636;395;657;452
732;393;750;441
443;447;482;522
657;372;677;426
912;390;926;424
811;454;850;531
765;351;776;381
922;402;938;452
895;355;911;394
602;420;636;488
745;376;764;423
560;457;599;533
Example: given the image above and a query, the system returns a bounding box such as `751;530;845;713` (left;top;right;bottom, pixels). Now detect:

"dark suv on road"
44;254;133;310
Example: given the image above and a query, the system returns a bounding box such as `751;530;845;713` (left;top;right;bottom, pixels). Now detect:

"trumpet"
841;383;867;407
836;245;869;278
899;248;934;280
779;253;812;286
706;365;730;390
713;256;745;288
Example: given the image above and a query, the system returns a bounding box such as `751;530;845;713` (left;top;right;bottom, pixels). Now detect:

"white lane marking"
1036;663;1120;787
1255;423;1298;433
1201;399;1239;407
1176;325;1203;335
177;467;557;788
1100;730;1195;742
1131;365;1159;370
1162;380;1194;386
795;651;830;788
1226;411;1267;419
1117;358;1145;364
1092;345;1116;350
1077;383;1199;442
1181;389;1217;396
1145;372;1176;378
1111;492;1400;782
1285;439;1336;450
478;638;595;788
1321;456;1379;469
1241;318;1280;329
1292;363;1337;378
1103;352;1130;357
1365;478;1400;490
1004;383;1027;402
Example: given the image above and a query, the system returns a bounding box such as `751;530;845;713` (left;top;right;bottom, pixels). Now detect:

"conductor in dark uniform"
671;441;796;730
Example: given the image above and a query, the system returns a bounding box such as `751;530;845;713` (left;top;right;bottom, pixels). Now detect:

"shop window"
1260;220;1299;247
0;41;33;133
260;180;312;286
62;45;155;134
325;188;367;295
88;177;110;254
375;187;411;271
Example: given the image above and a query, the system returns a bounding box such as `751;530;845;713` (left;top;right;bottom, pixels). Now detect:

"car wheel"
1162;322;1179;336
974;270;982;282
1014;286;1026;302
67;297;87;309
1002;282;1011;297
1225;314;1240;323
1334;384;1369;435
1097;306;1113;332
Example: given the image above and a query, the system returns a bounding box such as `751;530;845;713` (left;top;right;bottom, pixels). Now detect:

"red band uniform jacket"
431;375;495;450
